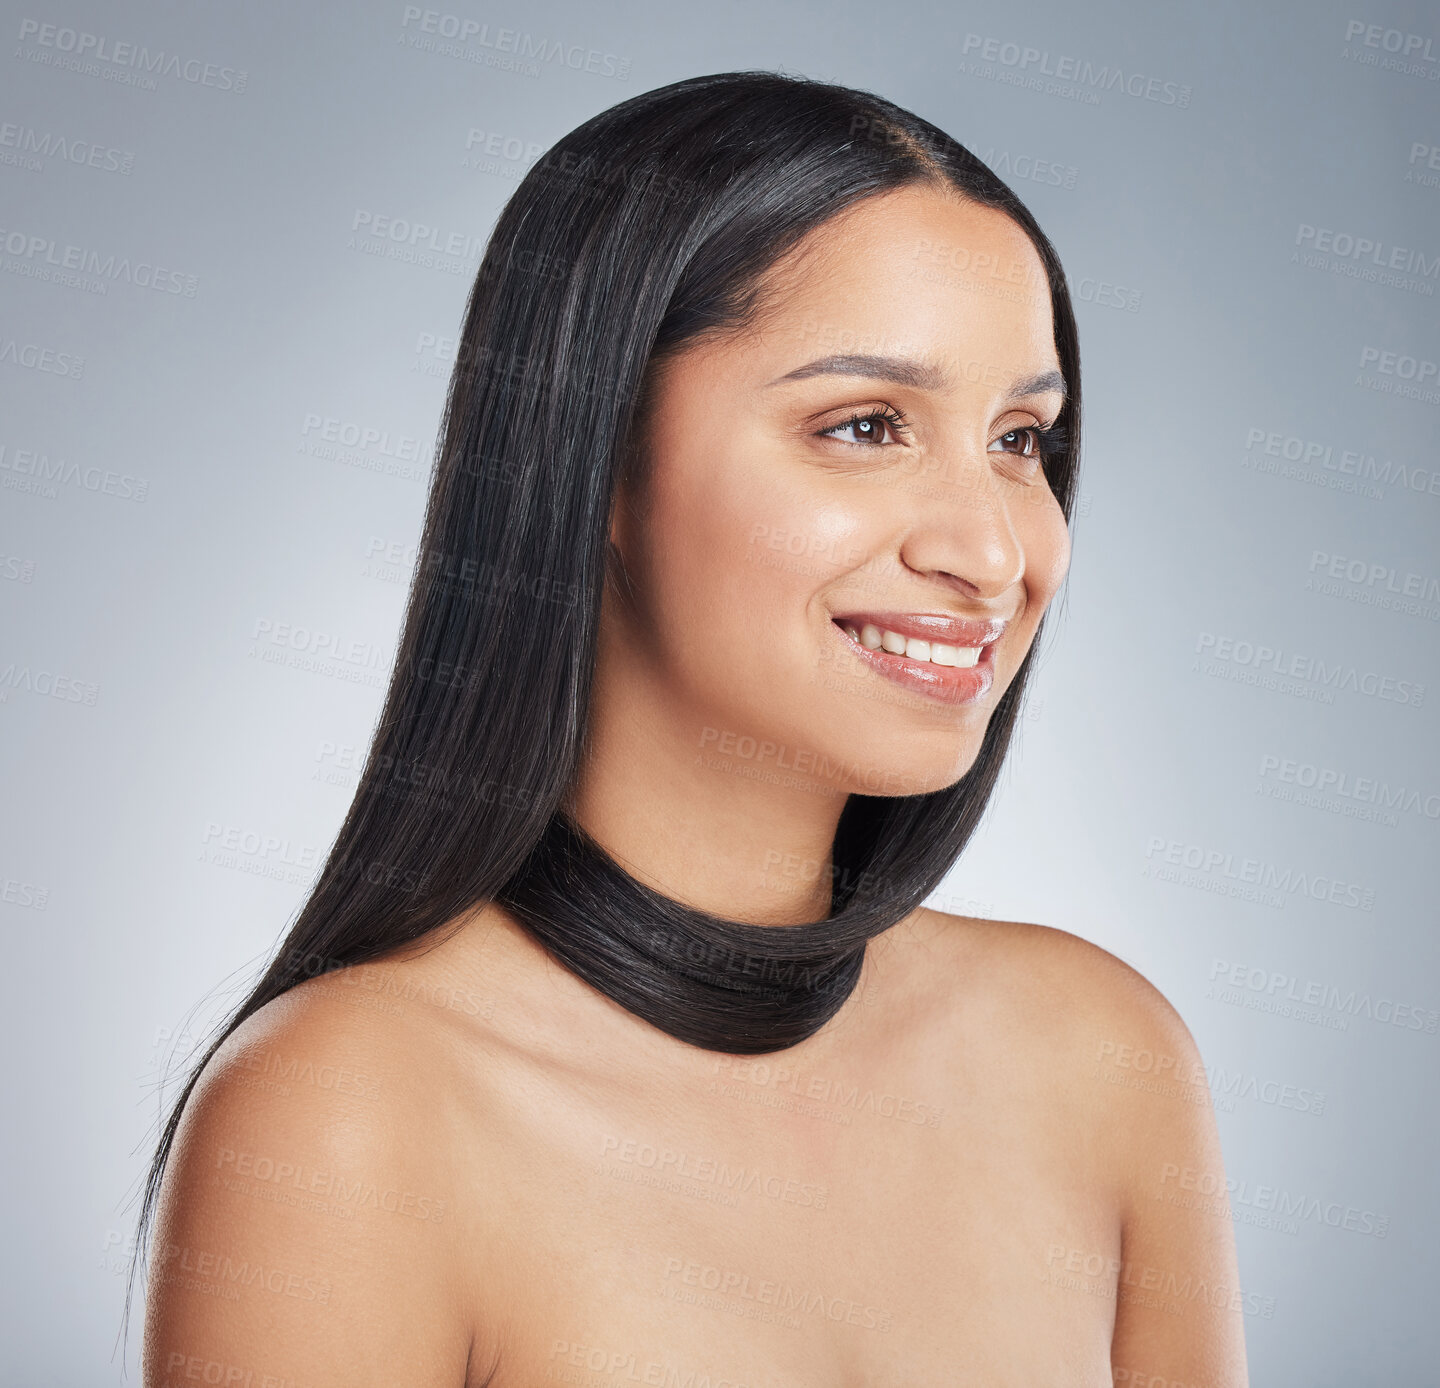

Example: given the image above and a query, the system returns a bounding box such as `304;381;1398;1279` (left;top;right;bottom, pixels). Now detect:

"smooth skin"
144;186;1248;1387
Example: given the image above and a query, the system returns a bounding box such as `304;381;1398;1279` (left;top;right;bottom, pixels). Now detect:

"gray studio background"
2;0;1437;1380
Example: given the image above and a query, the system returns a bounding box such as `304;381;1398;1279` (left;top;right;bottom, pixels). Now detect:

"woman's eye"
989;427;1042;457
818;412;903;447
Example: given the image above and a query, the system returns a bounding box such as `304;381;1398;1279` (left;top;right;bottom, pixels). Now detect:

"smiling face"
602;183;1072;800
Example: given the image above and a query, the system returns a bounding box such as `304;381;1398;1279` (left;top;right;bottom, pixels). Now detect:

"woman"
134;71;1248;1386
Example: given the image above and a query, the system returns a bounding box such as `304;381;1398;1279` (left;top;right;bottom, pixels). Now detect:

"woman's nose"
895;461;1026;601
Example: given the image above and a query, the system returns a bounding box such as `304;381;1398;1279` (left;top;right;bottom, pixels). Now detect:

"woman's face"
606;184;1072;799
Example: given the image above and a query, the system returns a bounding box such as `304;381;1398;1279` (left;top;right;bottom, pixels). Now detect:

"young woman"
135;71;1248;1387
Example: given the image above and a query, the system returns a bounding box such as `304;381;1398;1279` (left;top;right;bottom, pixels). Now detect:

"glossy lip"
827;611;1004;707
829;610;1008;649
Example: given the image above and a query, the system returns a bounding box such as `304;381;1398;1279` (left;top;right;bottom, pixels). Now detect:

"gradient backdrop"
2;0;1437;1381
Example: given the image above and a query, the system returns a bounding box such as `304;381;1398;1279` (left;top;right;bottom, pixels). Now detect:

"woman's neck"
567;668;847;927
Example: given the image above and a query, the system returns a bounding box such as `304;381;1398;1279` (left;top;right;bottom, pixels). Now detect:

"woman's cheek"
765;491;876;587
1024;496;1072;608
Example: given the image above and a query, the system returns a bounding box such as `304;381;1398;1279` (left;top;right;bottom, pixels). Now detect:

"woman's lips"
830;611;1008;648
828;613;1001;707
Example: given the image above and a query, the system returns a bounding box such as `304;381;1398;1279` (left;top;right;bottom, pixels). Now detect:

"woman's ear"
608;401;652;591
605;534;632;596
608;359;663;603
608;487;628;554
605;476;641;607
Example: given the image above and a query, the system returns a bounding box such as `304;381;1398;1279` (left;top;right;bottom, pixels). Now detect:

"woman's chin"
815;737;984;800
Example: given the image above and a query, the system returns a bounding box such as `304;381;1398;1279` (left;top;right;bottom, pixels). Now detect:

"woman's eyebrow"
765;353;1067;401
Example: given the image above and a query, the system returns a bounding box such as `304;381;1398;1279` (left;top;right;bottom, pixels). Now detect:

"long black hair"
129;66;1081;1318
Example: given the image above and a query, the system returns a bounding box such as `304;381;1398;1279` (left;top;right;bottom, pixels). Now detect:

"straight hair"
127;68;1081;1333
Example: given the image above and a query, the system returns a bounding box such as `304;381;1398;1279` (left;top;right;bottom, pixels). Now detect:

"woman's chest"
461;1057;1119;1388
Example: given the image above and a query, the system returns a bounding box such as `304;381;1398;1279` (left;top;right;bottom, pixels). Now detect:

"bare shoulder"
916;907;1249;1384
142;961;500;1387
912;907;1195;1054
914;906;1218;1172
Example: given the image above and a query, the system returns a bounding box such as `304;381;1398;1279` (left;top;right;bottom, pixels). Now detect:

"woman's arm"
141;987;484;1387
1105;987;1251;1387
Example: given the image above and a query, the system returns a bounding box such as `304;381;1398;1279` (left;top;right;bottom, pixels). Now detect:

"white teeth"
844;622;982;669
